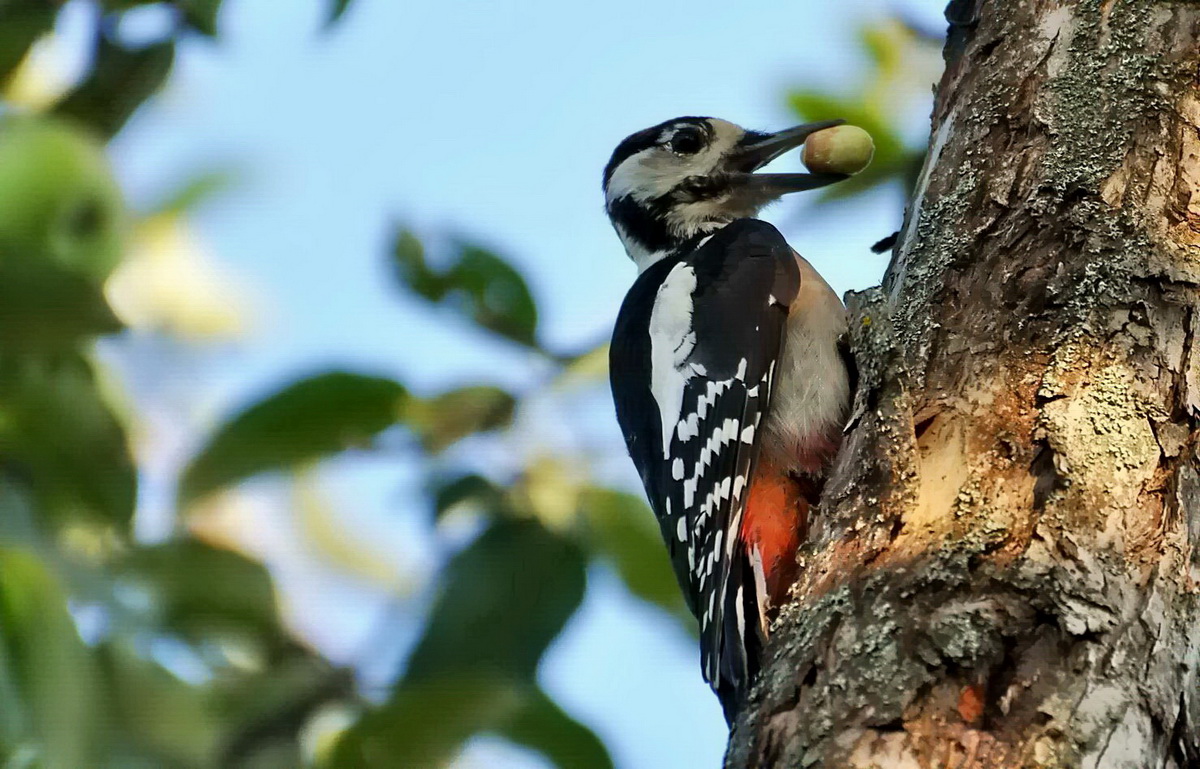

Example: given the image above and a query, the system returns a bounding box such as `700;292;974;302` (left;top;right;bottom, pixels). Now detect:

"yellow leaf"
105;214;254;340
4;36;75;112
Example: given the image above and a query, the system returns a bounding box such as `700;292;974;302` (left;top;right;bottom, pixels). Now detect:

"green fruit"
0;116;126;281
801;125;875;176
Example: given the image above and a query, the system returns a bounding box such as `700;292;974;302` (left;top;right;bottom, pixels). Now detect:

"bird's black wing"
609;218;799;718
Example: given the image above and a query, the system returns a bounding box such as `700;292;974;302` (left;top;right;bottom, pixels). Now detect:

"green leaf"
578;488;692;629
149;168;237;216
216;652;350;768
179;372;407;506
53;33;174;140
390;228;539;348
325;0;354;28
405;385;516;454
122;539;281;644
859;22;905;80
0;353;136;530
432;473;507;521
225;741;303;769
0;547;99;769
390;229;443;301
180;0;222;36
330;679;608;769
405;517;586;682
328;674;524;769
448;244;539;346
98;642;219;767
0;626;28;764
0;257;123;351
0;483;39;553
498;687;613;769
0;1;56;86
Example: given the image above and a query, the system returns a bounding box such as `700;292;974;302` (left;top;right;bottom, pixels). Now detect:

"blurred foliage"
331;519;603;768
179;373;408;507
0;4;940;768
392;229;540;350
0;353;136;528
0;2;56;85
326;0;355;28
0;547;100;769
52;31;174;140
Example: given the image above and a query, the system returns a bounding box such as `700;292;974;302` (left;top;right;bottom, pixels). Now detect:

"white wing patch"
747;544;770;638
648;263;699;458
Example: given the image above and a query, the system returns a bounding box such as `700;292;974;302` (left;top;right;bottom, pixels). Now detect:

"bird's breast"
760;254;850;475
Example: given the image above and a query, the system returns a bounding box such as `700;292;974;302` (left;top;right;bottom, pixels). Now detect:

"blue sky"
97;0;944;766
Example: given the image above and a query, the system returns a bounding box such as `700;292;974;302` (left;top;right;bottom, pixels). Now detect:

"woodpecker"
604;117;854;721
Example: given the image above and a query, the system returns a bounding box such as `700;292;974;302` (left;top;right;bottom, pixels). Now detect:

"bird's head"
602;116;847;270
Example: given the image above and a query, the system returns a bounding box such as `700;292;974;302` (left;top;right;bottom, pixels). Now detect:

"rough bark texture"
727;0;1200;766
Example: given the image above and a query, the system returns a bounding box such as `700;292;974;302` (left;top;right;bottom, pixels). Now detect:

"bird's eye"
668;128;704;155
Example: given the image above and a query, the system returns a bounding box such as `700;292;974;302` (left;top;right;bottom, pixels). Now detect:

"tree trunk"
727;1;1200;766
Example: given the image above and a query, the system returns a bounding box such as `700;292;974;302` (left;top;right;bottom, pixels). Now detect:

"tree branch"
728;1;1200;766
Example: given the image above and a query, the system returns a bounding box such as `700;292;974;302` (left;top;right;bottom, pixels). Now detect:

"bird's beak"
726;119;849;196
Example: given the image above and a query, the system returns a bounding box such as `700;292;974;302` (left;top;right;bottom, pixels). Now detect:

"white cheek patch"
604;122;744;205
606;150;704;204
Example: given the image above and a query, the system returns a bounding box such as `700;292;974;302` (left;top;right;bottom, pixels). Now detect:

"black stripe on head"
606;172;738;257
602;116;713;190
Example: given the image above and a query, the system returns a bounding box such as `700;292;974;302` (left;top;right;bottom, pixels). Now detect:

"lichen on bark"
727;1;1200;767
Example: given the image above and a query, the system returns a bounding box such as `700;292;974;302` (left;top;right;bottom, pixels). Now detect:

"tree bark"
727;1;1200;766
